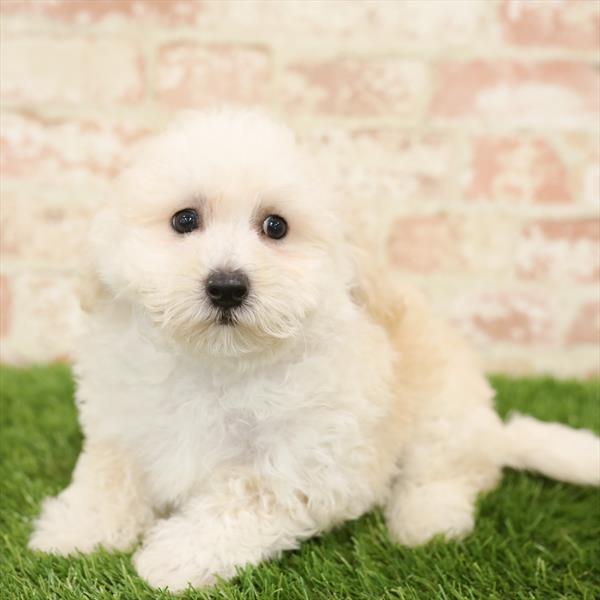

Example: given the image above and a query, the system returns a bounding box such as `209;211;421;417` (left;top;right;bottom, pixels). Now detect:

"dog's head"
90;109;349;357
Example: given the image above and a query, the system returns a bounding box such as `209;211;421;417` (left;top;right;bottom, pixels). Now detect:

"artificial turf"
0;364;599;600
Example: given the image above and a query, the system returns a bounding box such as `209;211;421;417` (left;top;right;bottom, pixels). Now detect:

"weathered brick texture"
0;0;598;377
156;43;271;108
431;61;598;126
516;219;600;283
1;38;145;106
283;57;430;118
465;136;573;205
499;0;600;51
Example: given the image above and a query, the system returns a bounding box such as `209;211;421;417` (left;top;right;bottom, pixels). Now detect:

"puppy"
29;108;600;591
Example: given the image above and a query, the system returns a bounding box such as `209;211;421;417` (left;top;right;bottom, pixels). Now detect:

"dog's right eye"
171;209;199;234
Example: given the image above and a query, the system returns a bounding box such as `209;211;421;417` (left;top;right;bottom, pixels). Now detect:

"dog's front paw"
29;495;102;555
29;491;148;556
133;515;258;591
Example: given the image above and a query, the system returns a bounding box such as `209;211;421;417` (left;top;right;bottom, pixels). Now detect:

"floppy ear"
75;240;111;313
341;198;408;329
349;244;407;327
78;204;121;313
77;262;110;314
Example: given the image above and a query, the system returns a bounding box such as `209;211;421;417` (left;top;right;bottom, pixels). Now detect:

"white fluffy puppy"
29;109;600;591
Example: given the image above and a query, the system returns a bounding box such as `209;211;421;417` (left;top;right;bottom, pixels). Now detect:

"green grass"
1;365;599;600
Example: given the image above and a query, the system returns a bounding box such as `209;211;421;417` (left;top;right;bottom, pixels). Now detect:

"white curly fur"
29;108;600;592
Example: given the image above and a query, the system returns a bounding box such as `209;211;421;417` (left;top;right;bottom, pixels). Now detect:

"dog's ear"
77;267;110;314
350;249;407;327
343;209;409;328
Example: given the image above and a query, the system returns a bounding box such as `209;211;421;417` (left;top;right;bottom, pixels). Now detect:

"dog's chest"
105;366;315;507
77;307;394;509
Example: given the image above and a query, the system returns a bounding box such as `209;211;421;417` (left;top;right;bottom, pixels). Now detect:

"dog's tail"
502;413;600;486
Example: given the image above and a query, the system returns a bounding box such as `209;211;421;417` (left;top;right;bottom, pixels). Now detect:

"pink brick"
567;301;600;345
578;139;599;208
0;189;94;267
499;0;600;51
156;43;271;108
516;219;600;283
388;213;516;275
0;0;205;26
0;275;10;338
0;0;489;46
559;133;600;208
466;136;572;204
0;272;81;364
0;1;488;44
452;291;555;345
1;37;145;105
298;128;461;204
431;61;598;124
283;57;429;117
388;215;463;273
1;112;153;181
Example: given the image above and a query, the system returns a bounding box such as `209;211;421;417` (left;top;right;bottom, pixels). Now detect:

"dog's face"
91;110;347;357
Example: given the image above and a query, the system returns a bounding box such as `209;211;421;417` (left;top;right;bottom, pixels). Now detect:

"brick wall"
0;0;598;377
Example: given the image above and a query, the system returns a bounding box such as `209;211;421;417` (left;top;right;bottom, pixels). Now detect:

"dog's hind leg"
385;402;505;547
385;401;600;548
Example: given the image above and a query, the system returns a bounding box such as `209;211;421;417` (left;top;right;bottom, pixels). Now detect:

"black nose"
206;270;249;309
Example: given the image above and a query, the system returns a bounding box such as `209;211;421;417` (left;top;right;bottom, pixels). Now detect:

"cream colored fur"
29;109;600;592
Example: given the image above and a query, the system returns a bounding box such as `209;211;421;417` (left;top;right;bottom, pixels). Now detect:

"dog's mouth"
217;309;238;327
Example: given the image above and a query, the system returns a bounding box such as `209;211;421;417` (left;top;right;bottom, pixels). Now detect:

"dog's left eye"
171;209;199;234
262;215;288;240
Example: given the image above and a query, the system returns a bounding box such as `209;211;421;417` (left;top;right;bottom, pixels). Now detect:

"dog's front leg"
133;477;317;591
29;440;154;555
